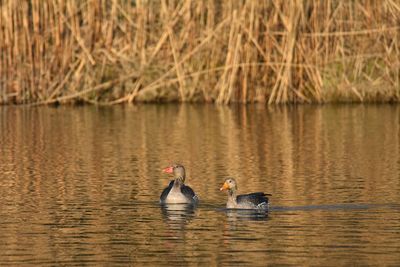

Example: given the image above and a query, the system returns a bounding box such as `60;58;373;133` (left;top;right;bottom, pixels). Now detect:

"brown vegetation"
0;0;399;105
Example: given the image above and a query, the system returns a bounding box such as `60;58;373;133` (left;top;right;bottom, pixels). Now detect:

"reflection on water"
160;204;197;230
0;104;400;266
224;209;269;222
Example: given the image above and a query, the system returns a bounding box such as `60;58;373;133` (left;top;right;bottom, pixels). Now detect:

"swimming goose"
220;178;270;210
160;164;199;204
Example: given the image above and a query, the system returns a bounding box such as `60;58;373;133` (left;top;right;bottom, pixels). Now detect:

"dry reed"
0;0;399;105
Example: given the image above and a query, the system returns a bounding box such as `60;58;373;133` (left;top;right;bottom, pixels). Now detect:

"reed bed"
0;0;399;105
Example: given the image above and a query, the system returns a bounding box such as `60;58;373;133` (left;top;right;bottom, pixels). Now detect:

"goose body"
220;178;270;210
160;164;198;204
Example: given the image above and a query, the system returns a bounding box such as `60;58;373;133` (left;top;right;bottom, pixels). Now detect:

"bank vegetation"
1;0;399;105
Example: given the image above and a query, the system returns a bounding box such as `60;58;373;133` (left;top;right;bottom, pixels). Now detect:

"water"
0;104;399;266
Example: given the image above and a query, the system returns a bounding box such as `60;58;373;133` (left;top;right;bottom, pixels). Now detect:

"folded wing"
237;192;270;208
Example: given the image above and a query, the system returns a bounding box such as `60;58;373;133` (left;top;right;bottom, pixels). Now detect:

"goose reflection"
160;203;196;229
225;209;269;222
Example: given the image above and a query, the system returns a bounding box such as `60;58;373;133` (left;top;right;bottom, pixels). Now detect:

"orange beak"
162;166;174;173
220;182;229;191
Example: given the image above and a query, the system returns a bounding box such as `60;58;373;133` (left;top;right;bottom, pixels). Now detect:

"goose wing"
237;192;270;206
181;184;199;203
160;180;174;203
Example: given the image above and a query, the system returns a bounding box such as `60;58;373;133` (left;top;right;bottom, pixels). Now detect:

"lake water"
0;104;399;266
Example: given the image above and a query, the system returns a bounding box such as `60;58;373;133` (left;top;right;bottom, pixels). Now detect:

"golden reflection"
160;204;196;230
0;105;399;265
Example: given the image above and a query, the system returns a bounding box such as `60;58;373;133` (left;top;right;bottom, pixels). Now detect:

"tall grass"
1;0;399;105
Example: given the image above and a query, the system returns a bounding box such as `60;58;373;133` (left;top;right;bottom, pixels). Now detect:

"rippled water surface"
1;104;400;266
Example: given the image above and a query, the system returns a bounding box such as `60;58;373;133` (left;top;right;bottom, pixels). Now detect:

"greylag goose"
220;178;270;210
160;164;199;204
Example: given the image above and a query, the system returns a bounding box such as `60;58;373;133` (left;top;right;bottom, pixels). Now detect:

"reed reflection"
1;105;400;266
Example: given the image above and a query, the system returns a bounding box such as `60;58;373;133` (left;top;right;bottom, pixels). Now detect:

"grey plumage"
160;164;198;204
220;178;271;210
